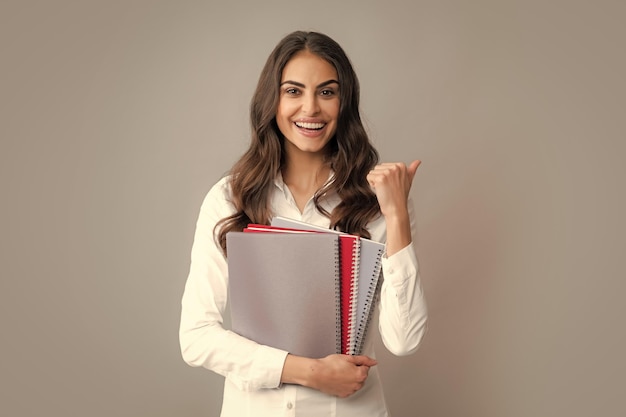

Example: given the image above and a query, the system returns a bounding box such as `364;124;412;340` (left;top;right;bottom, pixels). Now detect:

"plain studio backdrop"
1;1;624;416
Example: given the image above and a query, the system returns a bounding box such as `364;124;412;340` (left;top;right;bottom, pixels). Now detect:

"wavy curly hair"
216;31;381;253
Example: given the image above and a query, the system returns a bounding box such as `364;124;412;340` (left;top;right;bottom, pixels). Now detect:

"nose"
301;92;320;115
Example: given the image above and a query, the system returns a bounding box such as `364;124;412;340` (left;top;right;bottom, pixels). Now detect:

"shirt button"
286;402;293;409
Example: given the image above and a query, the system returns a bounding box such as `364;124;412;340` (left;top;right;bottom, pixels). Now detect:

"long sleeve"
376;198;428;356
179;178;288;391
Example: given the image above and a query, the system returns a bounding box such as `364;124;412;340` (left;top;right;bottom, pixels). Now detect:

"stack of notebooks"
226;217;384;358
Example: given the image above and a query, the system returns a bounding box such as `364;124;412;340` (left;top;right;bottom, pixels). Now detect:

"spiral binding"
333;237;342;355
354;246;384;355
348;239;360;355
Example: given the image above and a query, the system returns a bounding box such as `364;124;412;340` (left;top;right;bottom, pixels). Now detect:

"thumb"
407;159;421;182
348;355;378;367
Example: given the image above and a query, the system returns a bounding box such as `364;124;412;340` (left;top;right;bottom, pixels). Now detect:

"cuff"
381;243;419;294
247;345;289;390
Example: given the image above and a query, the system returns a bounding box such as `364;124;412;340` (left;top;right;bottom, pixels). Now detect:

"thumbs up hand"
367;160;421;218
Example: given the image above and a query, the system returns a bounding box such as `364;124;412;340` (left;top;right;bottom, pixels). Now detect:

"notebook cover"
226;231;341;358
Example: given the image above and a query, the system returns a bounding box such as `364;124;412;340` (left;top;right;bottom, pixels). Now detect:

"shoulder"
205;175;232;201
197;175;236;222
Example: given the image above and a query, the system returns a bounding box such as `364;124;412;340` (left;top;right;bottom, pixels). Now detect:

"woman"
180;30;427;416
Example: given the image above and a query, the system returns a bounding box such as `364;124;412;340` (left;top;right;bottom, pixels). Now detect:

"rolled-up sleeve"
179;179;289;391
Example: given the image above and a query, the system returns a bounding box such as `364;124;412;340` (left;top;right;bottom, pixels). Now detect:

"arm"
367;161;428;356
179;179;288;391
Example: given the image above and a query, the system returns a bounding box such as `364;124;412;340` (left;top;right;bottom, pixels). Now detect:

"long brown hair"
216;31;380;253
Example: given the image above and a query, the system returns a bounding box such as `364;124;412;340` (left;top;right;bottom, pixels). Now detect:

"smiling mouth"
294;121;326;130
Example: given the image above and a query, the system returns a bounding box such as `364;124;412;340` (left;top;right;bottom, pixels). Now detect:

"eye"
320;89;336;97
284;87;300;95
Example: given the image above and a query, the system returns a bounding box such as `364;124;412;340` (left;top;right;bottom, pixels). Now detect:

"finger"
371;162;402;173
366;172;382;188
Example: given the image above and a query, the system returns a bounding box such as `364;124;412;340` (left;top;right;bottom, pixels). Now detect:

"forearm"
281;354;315;386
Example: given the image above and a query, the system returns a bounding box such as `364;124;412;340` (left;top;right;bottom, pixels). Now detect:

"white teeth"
295;122;325;129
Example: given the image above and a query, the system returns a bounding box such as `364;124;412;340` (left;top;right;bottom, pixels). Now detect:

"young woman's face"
276;51;340;157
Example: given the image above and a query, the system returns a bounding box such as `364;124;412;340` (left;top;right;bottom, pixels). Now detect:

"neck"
281;149;331;199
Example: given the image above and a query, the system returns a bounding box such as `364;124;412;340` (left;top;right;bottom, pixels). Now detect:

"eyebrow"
280;79;339;88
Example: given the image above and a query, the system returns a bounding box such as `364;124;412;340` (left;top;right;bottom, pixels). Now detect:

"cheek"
324;100;340;120
277;99;297;117
275;104;293;135
275;106;287;126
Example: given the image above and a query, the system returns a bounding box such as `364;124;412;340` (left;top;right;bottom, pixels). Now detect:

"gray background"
2;0;625;416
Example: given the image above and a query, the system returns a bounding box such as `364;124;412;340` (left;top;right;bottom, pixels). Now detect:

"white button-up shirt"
180;174;427;416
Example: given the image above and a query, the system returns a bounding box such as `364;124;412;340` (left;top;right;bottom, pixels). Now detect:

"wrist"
384;211;412;257
281;354;318;388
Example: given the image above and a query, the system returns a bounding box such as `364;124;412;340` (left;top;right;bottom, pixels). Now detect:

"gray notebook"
226;231;341;358
270;217;385;355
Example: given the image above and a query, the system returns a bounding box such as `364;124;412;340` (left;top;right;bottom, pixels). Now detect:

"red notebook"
244;224;360;355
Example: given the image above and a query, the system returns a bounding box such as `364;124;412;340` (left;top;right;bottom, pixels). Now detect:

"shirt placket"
284;384;297;416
